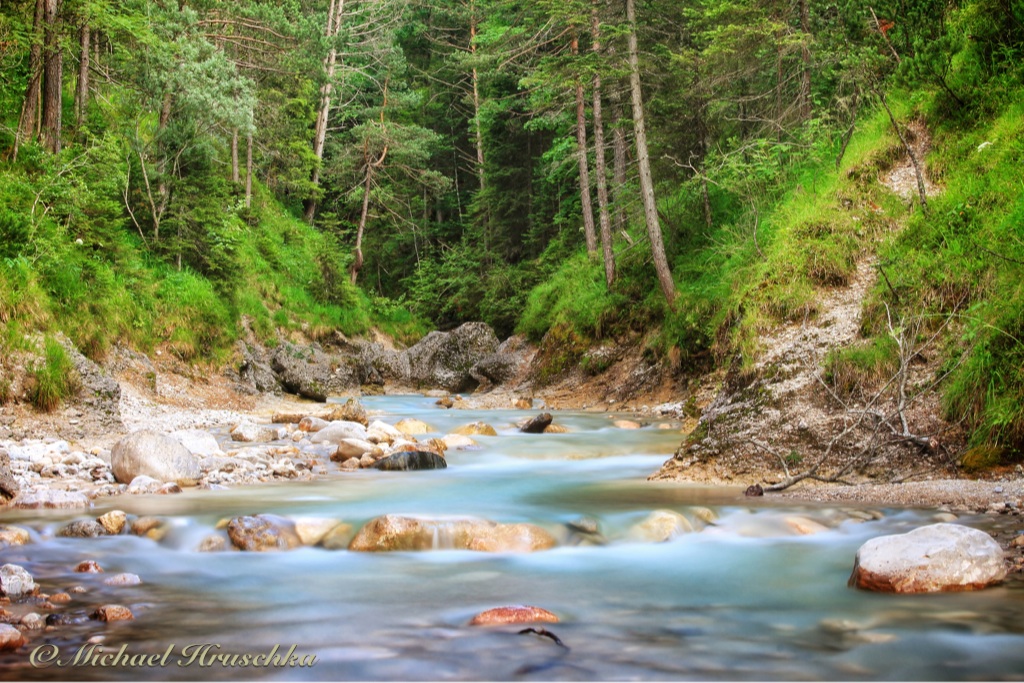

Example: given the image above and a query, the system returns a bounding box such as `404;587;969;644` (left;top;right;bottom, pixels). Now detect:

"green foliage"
29;337;80;412
823;337;900;398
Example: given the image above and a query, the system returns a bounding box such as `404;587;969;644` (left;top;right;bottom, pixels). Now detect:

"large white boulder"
110;431;201;486
849;523;1007;593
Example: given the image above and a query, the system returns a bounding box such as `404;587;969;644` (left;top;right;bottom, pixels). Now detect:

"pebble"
97;511;127;535
0;564;38;598
0;623;26;651
91;605;134;622
103;573;142;587
57;520;105;538
75;561;103;573
21;613;45;630
469;605;560;626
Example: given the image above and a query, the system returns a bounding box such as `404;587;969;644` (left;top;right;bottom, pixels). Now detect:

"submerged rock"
849;523;1008;593
520;413;553;434
0;526;31;547
453;421;498;437
348;515;556;553
442;434;477;450
57;520;105;538
111;430;201;486
75;561;103;573
293;517;345;546
469;605;560;626
91;605;134;622
104;573;142;586
0;564;37;598
394;418;433;436
226;515;301;552
373;451;447;471
627;510;693;543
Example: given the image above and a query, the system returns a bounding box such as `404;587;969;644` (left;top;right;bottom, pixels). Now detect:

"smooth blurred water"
2;395;1022;681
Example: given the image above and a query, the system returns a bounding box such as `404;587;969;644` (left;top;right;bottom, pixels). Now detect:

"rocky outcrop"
235;340;280;394
348;515;556;552
849;523;1008;592
469;335;534;391
0;449;18;504
110;430;202;486
271;342;357;402
406;323;499;392
62;337;123;430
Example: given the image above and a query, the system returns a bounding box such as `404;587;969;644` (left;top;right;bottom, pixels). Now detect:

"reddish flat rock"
469;605;559;626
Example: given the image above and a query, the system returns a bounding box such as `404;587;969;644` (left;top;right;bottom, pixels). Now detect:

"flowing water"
2;395;1023;681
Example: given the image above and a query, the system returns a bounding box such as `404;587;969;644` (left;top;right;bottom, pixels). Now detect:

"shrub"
29;337;80;412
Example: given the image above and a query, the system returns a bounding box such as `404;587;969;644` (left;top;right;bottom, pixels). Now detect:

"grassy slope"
518;85;1024;462
0;163;427;407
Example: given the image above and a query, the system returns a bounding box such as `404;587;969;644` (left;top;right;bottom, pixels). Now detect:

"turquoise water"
2;395;1022;681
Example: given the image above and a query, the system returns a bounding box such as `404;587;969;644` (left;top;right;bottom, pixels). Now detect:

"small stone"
442;434;477;450
0;623;26;651
46;612;88;626
69;586;87;594
49;593;71;603
230;422;280;443
0;526;31;547
126;475;162;494
130;517;164;537
11;489;90;509
469;605;559;626
57;520;105;538
226;515;301;552
358;454;375;468
91;605;134;622
394;418;433;436
373;451;447;471
293;517;343;546
785;516;830;535
339;458;360;471
453;421;498;437
298;416;329;433
103;573;142;587
156;482;182;495
0;564;38;598
21;613;45;630
75;561;103;573
319;523;354;550
513;398;533;410
745;484;764;497
1011;535;1024;548
933;512;959;523
197;535;228;552
332;438;381;462
97;510;127;535
520;414;553;434
543;424;569;434
613;419;641;429
628;510;693;543
435;396;454;409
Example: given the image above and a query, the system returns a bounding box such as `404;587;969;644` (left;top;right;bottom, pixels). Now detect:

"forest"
0;0;1022;462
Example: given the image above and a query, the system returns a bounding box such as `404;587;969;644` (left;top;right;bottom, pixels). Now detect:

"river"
2;395;1023;681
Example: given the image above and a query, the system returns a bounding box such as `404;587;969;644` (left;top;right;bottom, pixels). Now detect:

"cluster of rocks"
236;322;532;401
0;559;140;653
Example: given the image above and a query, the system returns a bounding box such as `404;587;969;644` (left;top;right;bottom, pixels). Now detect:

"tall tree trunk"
799;0;811;120
231;128;240;183
39;0;62;154
305;0;343;224
591;8;615;287
350;168;372;285
607;44;628;236
16;0;45;157
625;0;675;305
75;23;89;128
470;4;485;190
572;36;597;254
245;132;253;208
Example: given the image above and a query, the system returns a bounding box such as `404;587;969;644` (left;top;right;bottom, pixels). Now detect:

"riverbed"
2;395;1023;681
